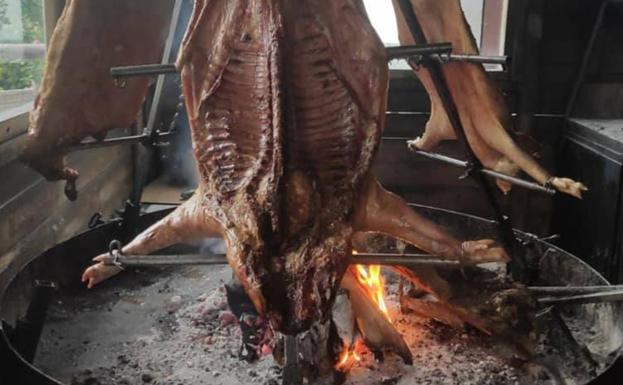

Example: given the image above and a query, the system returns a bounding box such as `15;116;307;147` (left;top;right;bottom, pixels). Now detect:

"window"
363;0;508;68
0;0;45;114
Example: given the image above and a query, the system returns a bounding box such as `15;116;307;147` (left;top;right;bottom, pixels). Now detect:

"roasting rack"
48;4;617;384
98;240;623;307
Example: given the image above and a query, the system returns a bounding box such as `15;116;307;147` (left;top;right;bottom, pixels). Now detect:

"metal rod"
116;254;228;267
396;0;527;279
105;252;485;269
413;149;556;195
386;43;453;60
110;63;178;78
529;285;623;296
538;289;623;305
111;47;507;79
354;254;461;267
444;53;509;66
64;131;174;152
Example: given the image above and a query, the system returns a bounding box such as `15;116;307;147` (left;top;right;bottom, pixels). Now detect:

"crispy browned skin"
393;0;587;198
20;0;171;200
84;0;507;334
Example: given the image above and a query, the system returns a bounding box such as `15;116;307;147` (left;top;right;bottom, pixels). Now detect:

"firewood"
341;269;413;364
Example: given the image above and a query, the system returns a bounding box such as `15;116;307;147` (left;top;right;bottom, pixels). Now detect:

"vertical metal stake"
10;281;57;363
283;336;302;385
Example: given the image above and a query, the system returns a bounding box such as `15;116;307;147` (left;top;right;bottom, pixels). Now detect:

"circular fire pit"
1;205;622;385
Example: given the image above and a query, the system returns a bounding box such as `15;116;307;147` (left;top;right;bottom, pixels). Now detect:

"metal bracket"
283;336;302;385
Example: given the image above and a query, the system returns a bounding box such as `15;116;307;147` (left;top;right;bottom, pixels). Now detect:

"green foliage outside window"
0;0;45;91
0;59;44;90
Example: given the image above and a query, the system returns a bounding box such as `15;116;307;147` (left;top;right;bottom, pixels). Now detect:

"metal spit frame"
32;4;617;385
395;0;533;280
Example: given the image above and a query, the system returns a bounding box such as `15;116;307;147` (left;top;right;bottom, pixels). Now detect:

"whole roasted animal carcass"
20;0;172;200
393;0;587;198
83;0;507;334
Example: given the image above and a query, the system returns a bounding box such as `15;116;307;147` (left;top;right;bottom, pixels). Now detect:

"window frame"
0;0;61;135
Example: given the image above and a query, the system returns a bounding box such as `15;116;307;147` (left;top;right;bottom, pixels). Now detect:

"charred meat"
83;0;507;334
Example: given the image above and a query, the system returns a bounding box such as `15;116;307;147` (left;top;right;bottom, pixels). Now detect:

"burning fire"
335;340;364;372
353;254;391;322
335;347;362;371
335;251;394;372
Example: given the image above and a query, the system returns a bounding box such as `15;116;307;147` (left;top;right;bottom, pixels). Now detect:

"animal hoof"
550;177;588;199
461;240;510;264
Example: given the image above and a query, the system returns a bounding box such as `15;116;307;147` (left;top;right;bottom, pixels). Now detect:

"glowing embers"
335;341;365;372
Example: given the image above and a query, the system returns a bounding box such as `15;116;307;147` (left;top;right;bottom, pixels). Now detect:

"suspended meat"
393;0;587;198
20;0;172;200
82;0;507;335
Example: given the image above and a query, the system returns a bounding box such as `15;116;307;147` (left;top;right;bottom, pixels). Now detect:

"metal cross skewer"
100;242;623;306
101;250;472;269
413;149;556;195
110;63;178;78
108;44;507;79
64;131;174;152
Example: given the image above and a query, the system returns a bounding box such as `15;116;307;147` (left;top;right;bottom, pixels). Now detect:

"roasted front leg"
82;192;223;288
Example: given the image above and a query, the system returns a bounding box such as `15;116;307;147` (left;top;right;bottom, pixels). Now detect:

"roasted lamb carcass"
392;0;587;198
20;0;172;200
83;0;507;335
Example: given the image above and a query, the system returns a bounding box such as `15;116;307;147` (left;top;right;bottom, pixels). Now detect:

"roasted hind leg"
354;175;509;264
392;0;587;198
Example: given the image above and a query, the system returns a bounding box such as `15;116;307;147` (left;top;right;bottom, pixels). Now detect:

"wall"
0;0;134;293
0;121;133;293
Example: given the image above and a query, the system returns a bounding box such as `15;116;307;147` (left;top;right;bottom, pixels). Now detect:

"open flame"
335;347;362;371
354;260;391;322
335;251;394;372
335;340;363;372
355;265;390;321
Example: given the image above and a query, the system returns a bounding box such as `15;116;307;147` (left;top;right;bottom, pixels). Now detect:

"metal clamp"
88;212;105;229
458;161;476;180
103;240;125;269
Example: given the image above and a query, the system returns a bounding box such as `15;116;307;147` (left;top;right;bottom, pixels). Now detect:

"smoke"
161;100;199;189
199;238;226;255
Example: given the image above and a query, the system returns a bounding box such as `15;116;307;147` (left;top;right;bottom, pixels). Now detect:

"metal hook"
108;240;122;254
113;78;127;88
